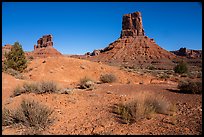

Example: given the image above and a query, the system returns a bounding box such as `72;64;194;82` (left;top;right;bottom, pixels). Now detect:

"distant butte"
31;34;62;58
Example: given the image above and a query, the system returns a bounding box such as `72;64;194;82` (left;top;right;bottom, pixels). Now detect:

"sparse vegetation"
2;107;15;126
100;73;117;83
174;61;188;74
4;68;25;79
147;65;156;70
12;81;59;97
3;42;27;72
178;80;202;94
159;73;170;79
79;76;94;89
2;99;54;135
28;55;34;61
113;92;175;124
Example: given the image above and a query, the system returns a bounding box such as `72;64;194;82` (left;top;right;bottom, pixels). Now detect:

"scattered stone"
106;91;112;94
60;88;73;94
80;65;86;69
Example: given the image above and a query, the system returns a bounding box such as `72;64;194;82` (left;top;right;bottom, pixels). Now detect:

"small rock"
106;91;112;94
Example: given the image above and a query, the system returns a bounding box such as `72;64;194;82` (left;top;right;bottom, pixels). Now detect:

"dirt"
2;56;202;135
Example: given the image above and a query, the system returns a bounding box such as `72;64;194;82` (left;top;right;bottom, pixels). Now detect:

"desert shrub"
147;65;156;70
12;86;26;97
159;73;170;79
2;99;54;134
19;99;54;129
178;80;202;94
174;61;188;74
11;81;58;97
23;83;40;93
100;73;117;83
4;42;27;72
5;68;25;79
39;81;58;93
2;107;15;126
79;76;94;89
113;92;174;124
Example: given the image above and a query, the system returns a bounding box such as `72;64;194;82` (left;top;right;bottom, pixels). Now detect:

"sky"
2;2;202;55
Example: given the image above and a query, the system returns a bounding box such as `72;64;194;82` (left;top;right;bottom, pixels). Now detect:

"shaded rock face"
121;12;145;38
33;34;62;58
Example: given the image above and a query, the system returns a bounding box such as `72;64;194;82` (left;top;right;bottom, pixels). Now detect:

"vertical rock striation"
120;12;145;38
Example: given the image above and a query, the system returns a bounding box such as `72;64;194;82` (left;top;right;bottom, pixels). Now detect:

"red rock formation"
82;11;177;69
171;48;202;58
33;34;62;58
35;34;53;49
121;12;145;38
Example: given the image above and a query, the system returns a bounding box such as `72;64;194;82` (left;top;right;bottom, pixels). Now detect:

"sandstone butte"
76;11;179;69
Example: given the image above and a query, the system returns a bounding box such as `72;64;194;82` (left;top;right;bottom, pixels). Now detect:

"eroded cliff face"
34;35;53;50
120;12;145;38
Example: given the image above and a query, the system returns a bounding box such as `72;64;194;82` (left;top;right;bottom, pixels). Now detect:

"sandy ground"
2;56;202;135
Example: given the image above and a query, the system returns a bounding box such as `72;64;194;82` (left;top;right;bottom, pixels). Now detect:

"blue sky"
2;2;202;55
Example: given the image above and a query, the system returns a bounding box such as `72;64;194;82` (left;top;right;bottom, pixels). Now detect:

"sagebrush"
100;74;117;83
113;92;175;124
12;81;59;97
2;99;54;134
178;80;202;94
79;76;94;89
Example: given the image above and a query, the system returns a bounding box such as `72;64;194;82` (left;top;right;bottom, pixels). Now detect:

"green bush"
178;80;202;94
4;42;27;72
100;74;117;83
113;92;174;124
2;99;54;134
174;61;188;74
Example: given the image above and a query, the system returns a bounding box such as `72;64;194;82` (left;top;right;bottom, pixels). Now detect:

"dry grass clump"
178;80;202;94
79;76;94;89
2;99;54;135
4;68;25;79
100;73;117;83
113;92;175;124
12;81;59;97
2;108;15;126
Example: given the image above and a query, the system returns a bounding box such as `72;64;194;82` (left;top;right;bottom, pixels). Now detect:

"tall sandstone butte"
83;11;177;69
121;12;145;37
32;34;62;58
